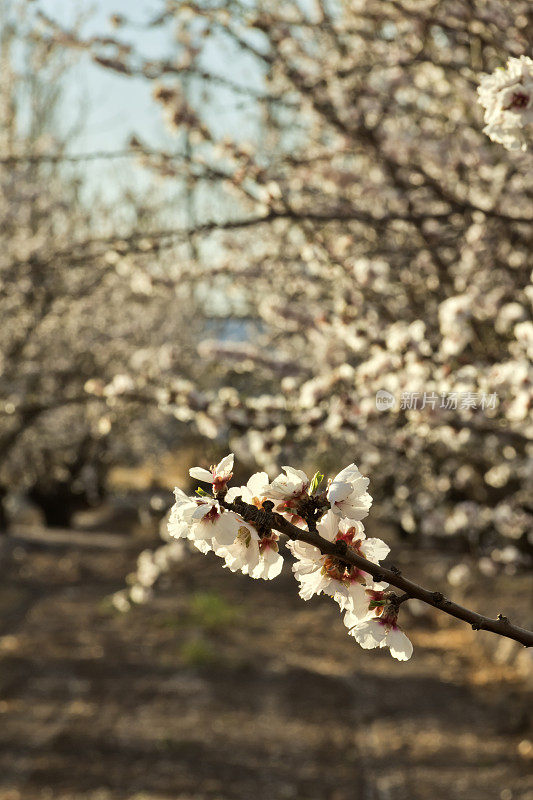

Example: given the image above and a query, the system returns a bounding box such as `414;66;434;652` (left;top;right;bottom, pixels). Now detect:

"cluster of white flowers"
111;539;187;612
168;454;413;661
478;55;533;151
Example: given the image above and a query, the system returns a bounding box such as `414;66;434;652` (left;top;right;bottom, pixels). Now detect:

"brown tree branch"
219;495;533;648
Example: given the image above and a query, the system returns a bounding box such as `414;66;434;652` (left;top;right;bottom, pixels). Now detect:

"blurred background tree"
0;0;211;526
2;0;531;565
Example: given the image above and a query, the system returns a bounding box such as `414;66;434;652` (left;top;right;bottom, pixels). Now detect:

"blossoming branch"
168;455;533;660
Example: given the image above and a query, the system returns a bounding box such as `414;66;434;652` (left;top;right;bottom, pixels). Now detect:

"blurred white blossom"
478;56;533;151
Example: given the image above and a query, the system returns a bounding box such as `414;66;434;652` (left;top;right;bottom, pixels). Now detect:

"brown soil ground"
0;525;531;800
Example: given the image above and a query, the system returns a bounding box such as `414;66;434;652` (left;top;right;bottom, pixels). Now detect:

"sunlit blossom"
287;510;389;615
167;488;241;552
189;453;234;493
262;466;310;522
327;464;373;521
344;608;413;661
218;472;284;579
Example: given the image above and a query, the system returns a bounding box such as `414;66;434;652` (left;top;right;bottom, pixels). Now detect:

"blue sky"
35;0;265;149
36;0;177;152
31;0;267;206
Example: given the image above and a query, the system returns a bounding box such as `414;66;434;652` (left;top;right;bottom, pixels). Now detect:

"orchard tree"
38;0;533;556
0;1;211;526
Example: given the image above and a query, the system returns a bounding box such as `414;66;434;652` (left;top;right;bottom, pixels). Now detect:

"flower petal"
192;503;214;520
349;619;385;649
254;547;284;580
225;485;252;504
386;628;413;661
345;583;373;619
327;481;352;503
189;467;213;482
212;512;240;546
282;466;308;483
247;471;269;495
331;464;360;483
173;487;192;504
297;568;328;600
192;538;212;554
361;538;390;562
216;453;234;477
316;510;339;542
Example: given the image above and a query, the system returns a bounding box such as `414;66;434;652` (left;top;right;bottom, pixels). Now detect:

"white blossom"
166;459;418;660
250;541;284;580
327;464;373;520
263;466;309;500
287;510;388;616
103;373;135;397
215;524;262;575
167;488;241;552
225;471;270;506
166;487;198;539
478;55;533;151
514;321;533;360
262;466;310;522
438;294;473;357
345;611;413;661
189;453;234;492
218;472;284;579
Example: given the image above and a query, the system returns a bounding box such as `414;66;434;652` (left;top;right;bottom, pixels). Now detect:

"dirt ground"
0;524;531;800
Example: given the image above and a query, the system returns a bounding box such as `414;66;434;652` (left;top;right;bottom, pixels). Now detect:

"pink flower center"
376;617;397;629
336;526;361;547
213;474;231;492
322;557;346;581
377;604;400;628
505;91;529;110
321;528;369;584
259;534;278;553
322;556;366;585
202;505;220;524
275;498;305;526
276;499;297;513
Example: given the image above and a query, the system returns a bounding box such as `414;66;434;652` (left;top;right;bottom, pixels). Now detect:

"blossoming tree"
39;1;533;564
